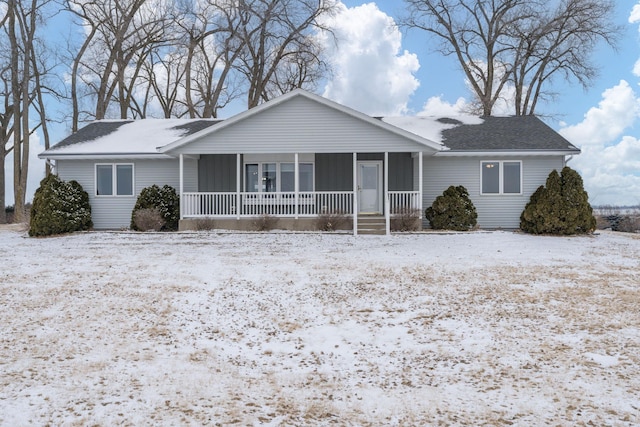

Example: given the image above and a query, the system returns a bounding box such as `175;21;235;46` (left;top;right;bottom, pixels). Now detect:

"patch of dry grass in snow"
0;230;639;426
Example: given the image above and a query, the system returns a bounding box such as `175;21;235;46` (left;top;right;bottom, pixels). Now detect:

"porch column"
353;152;358;236
418;151;423;219
384;152;390;236
179;153;184;220
236;154;241;220
294;153;299;219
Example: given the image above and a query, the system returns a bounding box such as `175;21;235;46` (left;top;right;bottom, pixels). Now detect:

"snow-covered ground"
1;229;638;426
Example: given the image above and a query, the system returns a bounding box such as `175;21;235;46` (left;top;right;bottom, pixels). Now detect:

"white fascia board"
38;153;175;160
434;149;581;157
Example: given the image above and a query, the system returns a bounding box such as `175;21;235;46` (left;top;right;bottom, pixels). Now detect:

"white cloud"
560;81;640;206
418;96;470;116
560;81;640;146
629;3;640;24
4;133;47;207
321;3;420;116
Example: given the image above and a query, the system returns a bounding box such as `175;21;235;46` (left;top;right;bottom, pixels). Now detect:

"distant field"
1;230;639;426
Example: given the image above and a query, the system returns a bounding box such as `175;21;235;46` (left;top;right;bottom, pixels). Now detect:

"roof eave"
39;152;174;160
434;149;581;157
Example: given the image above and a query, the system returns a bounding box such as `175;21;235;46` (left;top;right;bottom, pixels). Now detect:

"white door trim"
357;160;383;214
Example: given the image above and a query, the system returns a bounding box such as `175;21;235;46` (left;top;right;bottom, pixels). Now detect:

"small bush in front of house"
425;185;477;231
391;207;421;232
315;211;350;231
29;174;93;237
520;166;596;235
133;208;166;231
130;185;179;231
252;214;279;231
194;218;216;231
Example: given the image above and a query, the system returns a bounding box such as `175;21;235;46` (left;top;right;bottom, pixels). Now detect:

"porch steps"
357;215;387;235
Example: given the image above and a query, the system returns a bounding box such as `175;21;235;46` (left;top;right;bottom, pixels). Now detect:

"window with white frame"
245;162;314;192
96;164;134;196
481;161;521;195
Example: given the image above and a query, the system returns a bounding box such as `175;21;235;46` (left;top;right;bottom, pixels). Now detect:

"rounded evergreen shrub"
29;174;93;237
425;185;477;231
130;184;179;231
520;166;596;235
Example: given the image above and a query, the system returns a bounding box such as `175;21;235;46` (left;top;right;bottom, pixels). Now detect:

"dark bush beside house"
130;185;180;231
29;174;93;237
425;185;477;231
520;166;596;235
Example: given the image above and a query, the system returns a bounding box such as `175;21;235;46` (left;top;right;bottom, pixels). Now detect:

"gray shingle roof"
440;115;579;151
48;119;222;152
50;121;134;150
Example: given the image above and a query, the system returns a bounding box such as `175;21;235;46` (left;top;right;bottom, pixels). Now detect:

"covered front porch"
177;151;424;235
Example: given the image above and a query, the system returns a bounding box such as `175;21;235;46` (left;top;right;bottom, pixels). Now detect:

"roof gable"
159;89;443;154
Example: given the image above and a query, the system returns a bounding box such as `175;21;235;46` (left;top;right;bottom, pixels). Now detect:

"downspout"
353;152;358;236
46;159;56;175
564;155;574;167
384;152;390;236
179;154;184;221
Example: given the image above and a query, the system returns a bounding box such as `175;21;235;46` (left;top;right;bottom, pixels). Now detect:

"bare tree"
234;0;336;109
402;0;619;116
65;0;169;127
171;0;246;118
0;0;56;222
7;0;38;222
510;0;619;115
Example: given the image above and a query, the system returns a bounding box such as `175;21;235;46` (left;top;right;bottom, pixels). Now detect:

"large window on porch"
245;162;314;192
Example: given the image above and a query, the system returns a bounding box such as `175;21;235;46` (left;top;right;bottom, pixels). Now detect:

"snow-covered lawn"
1;229;638;426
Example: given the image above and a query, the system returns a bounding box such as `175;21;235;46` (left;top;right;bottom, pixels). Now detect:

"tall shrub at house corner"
520;166;596;235
425;185;477;231
29;175;93;237
130;185;179;231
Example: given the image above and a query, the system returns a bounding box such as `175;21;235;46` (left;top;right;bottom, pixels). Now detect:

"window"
96;164;133;196
481;161;521;195
244;162;314;192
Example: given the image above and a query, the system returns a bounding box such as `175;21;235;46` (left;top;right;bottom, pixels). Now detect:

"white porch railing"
388;191;421;214
182;191;353;217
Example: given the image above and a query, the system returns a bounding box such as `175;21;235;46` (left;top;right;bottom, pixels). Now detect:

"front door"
357;161;383;214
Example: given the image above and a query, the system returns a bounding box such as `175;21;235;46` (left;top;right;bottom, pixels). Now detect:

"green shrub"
520;166;596;235
130;185;180;231
425;185;477;231
29;174;93;237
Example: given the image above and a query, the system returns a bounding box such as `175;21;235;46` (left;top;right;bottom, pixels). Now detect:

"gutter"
38;152;175;160
434;149;581;157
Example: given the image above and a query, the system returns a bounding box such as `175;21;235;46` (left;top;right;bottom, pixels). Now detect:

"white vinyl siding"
169;96;438;155
424;156;564;229
57;158;193;229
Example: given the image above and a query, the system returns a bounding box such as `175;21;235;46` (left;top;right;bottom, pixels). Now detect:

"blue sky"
5;0;640;207
337;0;638;126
